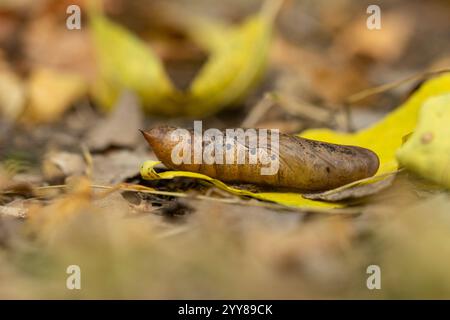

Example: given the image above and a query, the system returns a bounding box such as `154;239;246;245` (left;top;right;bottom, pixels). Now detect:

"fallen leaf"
0;67;26;121
89;0;280;117
93;150;155;185
42;151;86;182
85;91;143;151
89;8;178;115
184;0;279;116
303;173;397;202
22;67;87;123
140;161;341;210
0;61;26;121
397;94;450;189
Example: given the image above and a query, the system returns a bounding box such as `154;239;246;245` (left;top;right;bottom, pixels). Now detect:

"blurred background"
0;0;450;299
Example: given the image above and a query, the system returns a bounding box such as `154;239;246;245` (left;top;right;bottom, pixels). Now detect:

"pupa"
141;125;379;191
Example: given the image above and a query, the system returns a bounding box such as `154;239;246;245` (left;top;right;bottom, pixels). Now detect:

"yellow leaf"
23;68;86;124
89;12;179;115
140;161;340;209
185;3;277;116
88;0;279;117
0;70;26;121
397;94;450;188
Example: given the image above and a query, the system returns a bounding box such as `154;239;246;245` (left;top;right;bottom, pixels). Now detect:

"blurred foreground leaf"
397;94;450;188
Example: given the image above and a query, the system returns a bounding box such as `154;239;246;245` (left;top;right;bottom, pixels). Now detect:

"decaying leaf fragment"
397;94;450;189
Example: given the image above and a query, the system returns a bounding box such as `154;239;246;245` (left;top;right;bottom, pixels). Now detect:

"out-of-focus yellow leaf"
140;161;340;209
89;12;179;115
88;0;279;117
184;2;279;116
22;68;86;124
140;73;450;209
0;70;26;121
397;94;450;188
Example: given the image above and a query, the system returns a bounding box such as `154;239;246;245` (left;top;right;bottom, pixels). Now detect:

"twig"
30;183;341;214
241;93;275;127
346;68;450;104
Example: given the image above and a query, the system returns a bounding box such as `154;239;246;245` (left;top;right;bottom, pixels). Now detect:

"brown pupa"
141;126;379;191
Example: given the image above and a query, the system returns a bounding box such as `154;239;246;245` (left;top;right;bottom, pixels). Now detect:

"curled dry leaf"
89;0;279;116
88;8;178;115
303;173;397;202
183;0;279;116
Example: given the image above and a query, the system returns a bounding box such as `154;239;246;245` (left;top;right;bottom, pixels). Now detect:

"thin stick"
81;144;93;179
346;68;450;104
241;93;275;127
30;183;341;214
261;0;285;22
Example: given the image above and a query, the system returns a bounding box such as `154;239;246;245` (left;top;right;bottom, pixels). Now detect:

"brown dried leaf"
303;174;396;202
92;150;156;185
42;151;86;182
85;91;143;151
